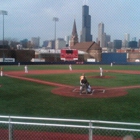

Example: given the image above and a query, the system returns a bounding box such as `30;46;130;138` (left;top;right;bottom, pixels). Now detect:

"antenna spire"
83;0;88;5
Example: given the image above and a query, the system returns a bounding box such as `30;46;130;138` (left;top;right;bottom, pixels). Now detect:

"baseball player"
99;67;103;77
69;64;72;71
1;67;3;76
80;73;85;90
86;82;92;93
24;65;28;73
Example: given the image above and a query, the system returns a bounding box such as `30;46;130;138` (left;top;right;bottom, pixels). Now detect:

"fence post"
89;121;93;140
9;116;13;140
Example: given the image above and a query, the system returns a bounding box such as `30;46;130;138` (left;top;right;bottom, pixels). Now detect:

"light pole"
53;17;59;51
0;10;8;61
53;17;59;62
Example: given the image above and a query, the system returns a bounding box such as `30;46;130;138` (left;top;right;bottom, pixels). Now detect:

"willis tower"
80;1;92;42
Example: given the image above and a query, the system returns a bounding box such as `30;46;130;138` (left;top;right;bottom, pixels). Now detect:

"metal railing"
0;115;140;140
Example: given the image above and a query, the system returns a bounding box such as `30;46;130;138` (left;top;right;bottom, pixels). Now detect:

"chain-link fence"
0;115;140;140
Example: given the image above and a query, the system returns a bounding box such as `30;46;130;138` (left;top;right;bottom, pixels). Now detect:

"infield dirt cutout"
52;73;126;98
52;86;127;98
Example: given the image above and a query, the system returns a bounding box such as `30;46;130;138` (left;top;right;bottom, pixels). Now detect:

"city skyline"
0;0;140;45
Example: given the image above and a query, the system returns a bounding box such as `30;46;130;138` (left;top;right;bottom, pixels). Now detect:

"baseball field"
1;64;140;122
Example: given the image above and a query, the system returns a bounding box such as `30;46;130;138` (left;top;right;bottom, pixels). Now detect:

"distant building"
20;39;28;48
107;42;113;52
0;40;9;49
16;44;22;50
98;22;104;48
138;39;140;48
80;3;92;42
113;40;122;49
116;48;140;62
125;33;130;41
0;40;8;45
123;33;130;48
129;41;137;48
65;35;71;47
31;37;40;48
105;35;111;47
102;33;106;47
132;37;136;41
56;38;66;49
42;40;49;47
47;40;55;49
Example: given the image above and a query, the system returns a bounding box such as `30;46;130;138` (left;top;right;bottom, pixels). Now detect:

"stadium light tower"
53;17;59;50
0;10;8;61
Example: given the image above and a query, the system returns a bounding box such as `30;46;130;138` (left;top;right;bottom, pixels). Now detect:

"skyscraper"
125;33;130;42
114;40;122;49
123;33;130;48
98;22;104;48
80;2;92;42
64;35;71;47
31;37;40;48
105;35;111;47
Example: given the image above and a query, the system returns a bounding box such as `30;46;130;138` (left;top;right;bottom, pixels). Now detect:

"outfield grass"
0;64;140;122
2;64;140;71
26;72;140;87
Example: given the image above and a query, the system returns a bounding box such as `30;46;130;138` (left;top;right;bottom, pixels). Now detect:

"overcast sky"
0;0;140;45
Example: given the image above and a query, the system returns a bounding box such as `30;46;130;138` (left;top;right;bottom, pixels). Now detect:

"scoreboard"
60;49;78;61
